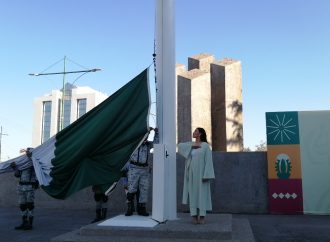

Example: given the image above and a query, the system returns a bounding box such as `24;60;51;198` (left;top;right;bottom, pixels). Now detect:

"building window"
41;101;52;143
57;99;61;133
63;99;71;129
61;85;73;129
77;98;87;119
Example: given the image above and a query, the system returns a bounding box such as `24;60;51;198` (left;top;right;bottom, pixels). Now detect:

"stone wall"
0;152;268;214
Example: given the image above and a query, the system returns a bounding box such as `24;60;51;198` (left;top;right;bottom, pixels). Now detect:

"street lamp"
28;68;102;76
29;56;101;131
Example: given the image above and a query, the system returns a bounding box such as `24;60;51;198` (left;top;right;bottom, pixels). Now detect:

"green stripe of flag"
39;68;150;199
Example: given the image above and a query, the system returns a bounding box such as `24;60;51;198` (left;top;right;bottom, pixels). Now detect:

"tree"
255;140;267;151
242;147;251;152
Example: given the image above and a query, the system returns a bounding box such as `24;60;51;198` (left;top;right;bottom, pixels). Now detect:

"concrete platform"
98;215;159;227
3;208;330;242
51;213;255;242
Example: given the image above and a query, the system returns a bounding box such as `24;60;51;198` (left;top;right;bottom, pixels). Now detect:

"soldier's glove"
14;170;21;178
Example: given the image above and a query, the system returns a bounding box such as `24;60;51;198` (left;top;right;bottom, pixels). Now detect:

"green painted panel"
266;112;300;145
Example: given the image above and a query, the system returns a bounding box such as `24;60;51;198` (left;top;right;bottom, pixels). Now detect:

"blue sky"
0;0;329;159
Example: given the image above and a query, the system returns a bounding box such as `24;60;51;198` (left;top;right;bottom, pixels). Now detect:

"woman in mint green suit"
178;127;215;224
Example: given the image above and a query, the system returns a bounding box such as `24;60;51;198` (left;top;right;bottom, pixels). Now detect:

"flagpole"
152;0;177;222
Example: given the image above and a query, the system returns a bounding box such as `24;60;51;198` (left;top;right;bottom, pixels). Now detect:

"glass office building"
32;83;108;147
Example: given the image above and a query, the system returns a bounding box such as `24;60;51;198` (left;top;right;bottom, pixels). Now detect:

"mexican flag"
0;68;151;199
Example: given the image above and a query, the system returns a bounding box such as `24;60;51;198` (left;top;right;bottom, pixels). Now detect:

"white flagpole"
152;0;177;222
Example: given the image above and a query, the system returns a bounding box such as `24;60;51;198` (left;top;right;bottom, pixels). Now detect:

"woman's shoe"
198;216;205;224
192;216;198;224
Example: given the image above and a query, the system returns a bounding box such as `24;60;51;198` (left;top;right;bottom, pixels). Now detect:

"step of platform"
51;213;255;242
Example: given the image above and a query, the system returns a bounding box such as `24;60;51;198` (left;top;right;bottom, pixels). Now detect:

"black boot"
137;203;149;216
15;216;28;230
125;201;134;216
125;192;135;216
132;203;136;213
91;209;102;223
136;190;140;209
24;216;33;230
101;208;107;220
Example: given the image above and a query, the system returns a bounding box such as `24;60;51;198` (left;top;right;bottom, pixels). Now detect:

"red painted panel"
268;179;303;214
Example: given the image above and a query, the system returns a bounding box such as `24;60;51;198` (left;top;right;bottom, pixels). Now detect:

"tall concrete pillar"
177;69;211;144
175;64;186;143
211;58;243;151
188;53;215;72
176;63;186;76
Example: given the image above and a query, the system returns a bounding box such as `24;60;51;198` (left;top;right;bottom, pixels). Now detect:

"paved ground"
1;207;330;242
236;213;330;242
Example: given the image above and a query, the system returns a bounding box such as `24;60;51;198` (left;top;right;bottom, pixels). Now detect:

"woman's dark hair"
197;127;208;143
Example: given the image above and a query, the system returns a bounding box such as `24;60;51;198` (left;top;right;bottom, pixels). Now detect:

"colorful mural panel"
266;110;330;214
266;111;303;214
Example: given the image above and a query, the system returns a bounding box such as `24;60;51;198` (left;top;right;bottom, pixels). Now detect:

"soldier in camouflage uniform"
10;148;39;230
125;127;159;216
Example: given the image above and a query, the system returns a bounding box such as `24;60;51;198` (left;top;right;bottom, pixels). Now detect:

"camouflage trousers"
127;166;150;203
17;185;35;217
17;185;35;204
